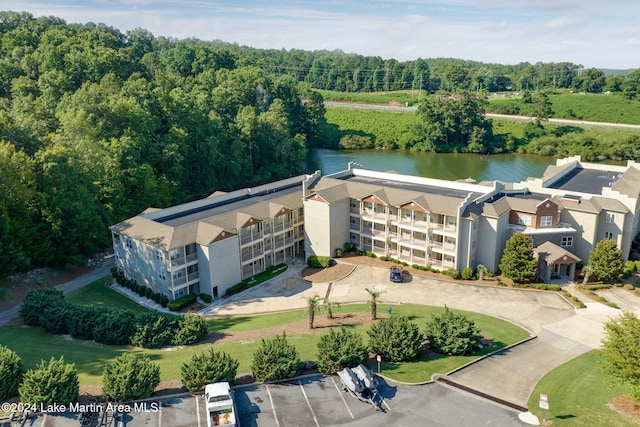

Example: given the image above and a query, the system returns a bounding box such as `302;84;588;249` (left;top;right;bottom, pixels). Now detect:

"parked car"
389;266;403;282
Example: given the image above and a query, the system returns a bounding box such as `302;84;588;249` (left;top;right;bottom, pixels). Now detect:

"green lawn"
0;301;528;386
66;277;150;314
528;350;636;426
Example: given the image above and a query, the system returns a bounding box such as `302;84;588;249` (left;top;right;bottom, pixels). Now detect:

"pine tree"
102;353;160;401
181;349;238;392
251;333;301;382
0;345;24;401
499;233;537;283
19;356;79;406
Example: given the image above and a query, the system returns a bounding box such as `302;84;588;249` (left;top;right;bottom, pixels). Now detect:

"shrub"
136;285;146;297
251;333;301;382
110;267;118;277
367;315;423;362
442;268;460;279
172;314;209;346
307;256;332;268
379;256;388;261
199;293;212;303
19;356;78;406
343;242;354;252
624;284;635;290
131;313;178;348
335;248;343;258
167;293;198;311
39;300;72;334
145;287;153;298
151;292;162;303
160;295;169;308
418;265;427;271
412;264;419;269
66;305;106;340
102;353;160;401
367;251;375;258
93;309;136;345
181;349;239;392
623;269;633;279
316;328;369;374
0;345;24;401
625;261;637;272
424;306;481;356
461;267;474;280
401;262;408;266
19;288;66;327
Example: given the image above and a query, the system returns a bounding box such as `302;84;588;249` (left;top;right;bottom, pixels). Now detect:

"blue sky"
5;1;640;69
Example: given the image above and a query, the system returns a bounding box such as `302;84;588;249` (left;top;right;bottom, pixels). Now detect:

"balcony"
430;241;456;254
349;222;361;231
273;221;292;233
240;232;263;246
242;249;264;263
274;237;294;249
168;252;197;268
172;270;199;287
431;224;457;235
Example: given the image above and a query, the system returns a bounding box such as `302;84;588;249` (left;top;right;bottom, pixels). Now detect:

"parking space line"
266;385;281;427
298;380;321;427
158;401;162;427
196;395;202;427
330;375;355;419
382;397;392;412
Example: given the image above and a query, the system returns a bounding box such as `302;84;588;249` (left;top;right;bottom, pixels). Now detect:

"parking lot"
2;374;525;427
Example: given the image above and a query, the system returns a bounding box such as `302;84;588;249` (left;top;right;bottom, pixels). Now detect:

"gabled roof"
535;241;581;264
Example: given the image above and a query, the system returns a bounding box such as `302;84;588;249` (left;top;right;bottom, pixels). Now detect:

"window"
606;213;616;223
561;236;573;247
125;238;133;248
158;272;166;280
604;231;615;240
540;216;553;227
517;214;532;226
156;250;163;261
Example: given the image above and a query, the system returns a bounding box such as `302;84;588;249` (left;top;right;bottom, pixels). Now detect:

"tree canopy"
588;239;623;282
600;312;640;400
498;233;538;283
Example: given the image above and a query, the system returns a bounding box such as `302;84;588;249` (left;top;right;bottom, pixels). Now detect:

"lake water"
306;149;557;183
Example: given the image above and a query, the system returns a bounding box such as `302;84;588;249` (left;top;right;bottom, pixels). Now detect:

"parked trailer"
336;366;382;410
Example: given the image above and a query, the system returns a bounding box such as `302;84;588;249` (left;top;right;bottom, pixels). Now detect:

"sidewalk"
0;260;115;327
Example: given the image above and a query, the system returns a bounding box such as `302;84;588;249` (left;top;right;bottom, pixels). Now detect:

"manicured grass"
0;303;528;386
527;350;636;426
66;276;150;314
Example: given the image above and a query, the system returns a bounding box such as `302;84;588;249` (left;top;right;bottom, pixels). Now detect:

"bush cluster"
307;256;333;268
19;289;208;348
112;270;169;307
181;349;239;392
424;306;481;356
442;268;460;279
316;328;368;373
251;333;302;382
368;315;424;362
0;345;24;401
167;293;198;311
199;293;212;303
102;353;160;401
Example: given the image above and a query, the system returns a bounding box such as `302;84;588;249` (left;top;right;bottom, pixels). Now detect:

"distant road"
324;101;640;130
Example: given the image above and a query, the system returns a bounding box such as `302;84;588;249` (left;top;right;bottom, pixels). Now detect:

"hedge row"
112;268;169;308
19;288;207;348
226;263;289;296
167;294;198;311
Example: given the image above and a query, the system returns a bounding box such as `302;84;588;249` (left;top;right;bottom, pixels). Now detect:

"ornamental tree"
588;239;623;282
316;328;368;373
181;349;239;392
367;315;423;362
0;345;24;401
498;233;537;283
251;333;301;382
424;306;482;356
19;356;79;406
102;353;160;402
600;312;640;399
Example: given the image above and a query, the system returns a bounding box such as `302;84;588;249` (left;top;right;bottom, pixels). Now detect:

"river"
306;149;557;183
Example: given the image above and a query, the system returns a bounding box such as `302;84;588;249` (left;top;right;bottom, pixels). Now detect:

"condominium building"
111;156;640;301
110;173;315;301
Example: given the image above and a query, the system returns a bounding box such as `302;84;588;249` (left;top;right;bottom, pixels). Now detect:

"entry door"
212;286;218;300
553;264;562;276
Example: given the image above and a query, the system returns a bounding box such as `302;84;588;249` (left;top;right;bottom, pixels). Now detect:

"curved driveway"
204;260;630;409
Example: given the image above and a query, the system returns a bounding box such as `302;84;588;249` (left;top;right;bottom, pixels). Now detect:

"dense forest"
0;11;325;275
1;10;639;277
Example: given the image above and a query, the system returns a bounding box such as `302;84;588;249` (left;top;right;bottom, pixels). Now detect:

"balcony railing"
273;221;292;233
172;271;199;287
169;252;197;268
274;237;294;249
431;224;457;234
240;232;263;246
242;249;264;263
350;223;361;231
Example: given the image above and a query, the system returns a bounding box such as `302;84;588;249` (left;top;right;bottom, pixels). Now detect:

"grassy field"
0;280;529;386
317;89;424;106
527;350;636;426
66;277;150;314
319;89;640;125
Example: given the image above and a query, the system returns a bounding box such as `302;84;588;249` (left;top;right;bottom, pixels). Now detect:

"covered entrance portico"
534;241;581;283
